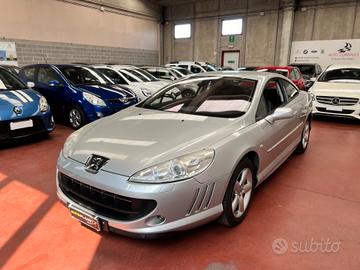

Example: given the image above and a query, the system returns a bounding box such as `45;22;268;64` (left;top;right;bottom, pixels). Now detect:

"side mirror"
310;77;316;82
48;80;61;87
27;81;35;88
170;75;176;81
265;107;294;124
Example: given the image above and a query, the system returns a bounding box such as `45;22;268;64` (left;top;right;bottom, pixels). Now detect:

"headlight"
141;88;152;97
83;92;106;107
129;149;215;183
39;96;49;112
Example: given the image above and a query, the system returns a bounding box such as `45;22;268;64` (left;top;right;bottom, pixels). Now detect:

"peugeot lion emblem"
13;106;22;115
85;155;109;174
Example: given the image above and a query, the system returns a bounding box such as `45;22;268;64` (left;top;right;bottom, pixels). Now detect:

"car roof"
290;63;317;66
257;66;295;71
188;71;286;80
326;64;360;70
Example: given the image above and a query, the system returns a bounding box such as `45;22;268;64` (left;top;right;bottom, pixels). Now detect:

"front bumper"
312;100;360;120
0;111;55;141
56;155;224;236
84;99;138;122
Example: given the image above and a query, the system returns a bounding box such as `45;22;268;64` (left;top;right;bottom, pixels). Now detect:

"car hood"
311;82;360;97
76;84;136;100
68;106;243;176
143;80;170;90
0;88;41;120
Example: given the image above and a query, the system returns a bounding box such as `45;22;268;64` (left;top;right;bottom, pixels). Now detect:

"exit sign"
228;35;235;43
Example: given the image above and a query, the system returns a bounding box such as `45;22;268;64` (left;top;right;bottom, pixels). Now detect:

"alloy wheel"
302;122;310;149
69;108;82;129
232;168;253;218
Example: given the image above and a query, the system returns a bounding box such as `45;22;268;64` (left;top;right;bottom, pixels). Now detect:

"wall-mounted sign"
228;35;235;43
290;39;360;69
0;42;18;66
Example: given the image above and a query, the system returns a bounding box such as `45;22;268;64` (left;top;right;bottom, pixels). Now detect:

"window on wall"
174;24;191;39
222;18;243;35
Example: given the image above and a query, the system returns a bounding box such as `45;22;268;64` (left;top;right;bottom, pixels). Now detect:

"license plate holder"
10;119;34;130
69;205;101;232
326;105;343;112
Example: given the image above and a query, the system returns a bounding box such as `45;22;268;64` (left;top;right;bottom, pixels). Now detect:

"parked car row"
1;60;358;142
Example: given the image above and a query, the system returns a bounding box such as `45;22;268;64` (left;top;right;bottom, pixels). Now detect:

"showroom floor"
0;118;359;270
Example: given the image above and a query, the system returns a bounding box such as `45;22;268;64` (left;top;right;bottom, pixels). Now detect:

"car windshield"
0;68;26;90
202;65;217;72
139;76;257;118
134;68;160;82
59;66;109;85
171;69;184;78
295;65;315;76
175;68;192;76
318;68;360;83
124;69;152;82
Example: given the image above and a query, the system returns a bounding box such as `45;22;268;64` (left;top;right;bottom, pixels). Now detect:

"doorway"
221;50;240;69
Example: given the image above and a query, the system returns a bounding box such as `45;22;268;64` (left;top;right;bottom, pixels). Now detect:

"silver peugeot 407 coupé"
56;72;312;237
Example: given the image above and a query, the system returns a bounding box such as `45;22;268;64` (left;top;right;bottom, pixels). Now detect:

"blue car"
19;64;138;129
0;66;54;141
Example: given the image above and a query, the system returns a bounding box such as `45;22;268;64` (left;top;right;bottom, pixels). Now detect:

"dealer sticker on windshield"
69;205;101;231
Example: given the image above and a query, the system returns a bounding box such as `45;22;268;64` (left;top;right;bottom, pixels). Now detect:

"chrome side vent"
186;188;200;216
186;183;216;216
203;182;215;209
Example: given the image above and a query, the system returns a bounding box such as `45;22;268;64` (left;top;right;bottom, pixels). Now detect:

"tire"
68;106;86;130
294;119;311;154
218;158;256;227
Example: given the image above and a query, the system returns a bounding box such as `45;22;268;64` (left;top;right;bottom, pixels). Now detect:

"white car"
92;65;157;100
310;65;360;120
111;65;169;92
166;61;217;73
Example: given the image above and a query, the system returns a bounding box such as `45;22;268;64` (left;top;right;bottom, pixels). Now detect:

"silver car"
56;72;312;237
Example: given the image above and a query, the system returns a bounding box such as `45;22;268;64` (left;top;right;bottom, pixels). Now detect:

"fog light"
96;112;104;118
145;215;166;226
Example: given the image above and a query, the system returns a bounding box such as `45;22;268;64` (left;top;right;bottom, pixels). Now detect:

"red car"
256;66;306;90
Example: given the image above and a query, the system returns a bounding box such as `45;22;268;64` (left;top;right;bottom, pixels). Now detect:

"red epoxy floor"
0;118;359;270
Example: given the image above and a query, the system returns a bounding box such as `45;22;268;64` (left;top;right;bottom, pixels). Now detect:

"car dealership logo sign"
338;42;352;53
85;155;109;173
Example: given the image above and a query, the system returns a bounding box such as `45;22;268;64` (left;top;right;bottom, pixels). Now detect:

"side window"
191;65;202;73
38;67;60;85
289;70;296;80
22;67;36;81
179;65;188;70
280;79;299;101
256;80;286;120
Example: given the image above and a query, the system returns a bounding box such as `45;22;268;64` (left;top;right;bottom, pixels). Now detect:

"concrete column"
279;3;295;65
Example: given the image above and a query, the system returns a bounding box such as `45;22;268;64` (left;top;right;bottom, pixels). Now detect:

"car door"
279;78;305;143
35;66;65;115
254;78;297;182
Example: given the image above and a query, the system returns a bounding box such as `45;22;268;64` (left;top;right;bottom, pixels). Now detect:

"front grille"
0;116;45;140
316;95;359;106
58;173;157;221
106;97;136;106
316;107;355;114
